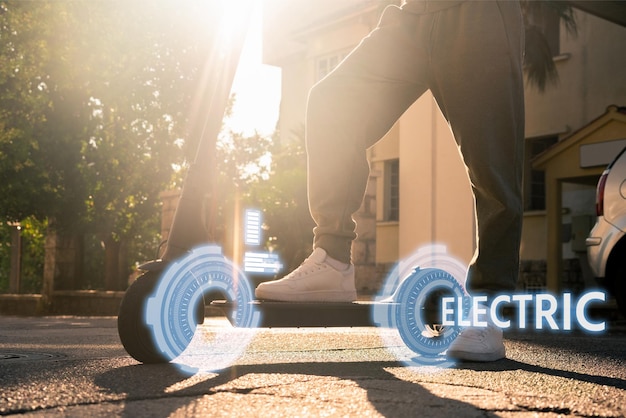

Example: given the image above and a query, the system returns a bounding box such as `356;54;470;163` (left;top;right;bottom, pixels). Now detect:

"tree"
0;2;71;223
0;217;46;293
0;1;225;290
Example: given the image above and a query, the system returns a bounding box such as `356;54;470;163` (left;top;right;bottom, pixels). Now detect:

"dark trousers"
305;1;525;294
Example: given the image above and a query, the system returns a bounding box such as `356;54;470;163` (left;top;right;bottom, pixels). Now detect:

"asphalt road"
1;315;625;417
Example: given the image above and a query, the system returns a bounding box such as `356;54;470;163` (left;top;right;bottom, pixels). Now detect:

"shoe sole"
255;289;357;303
446;346;506;362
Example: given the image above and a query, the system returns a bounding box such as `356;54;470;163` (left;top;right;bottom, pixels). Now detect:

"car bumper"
586;216;625;278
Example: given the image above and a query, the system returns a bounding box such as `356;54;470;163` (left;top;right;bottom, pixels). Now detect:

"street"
1;315;625;417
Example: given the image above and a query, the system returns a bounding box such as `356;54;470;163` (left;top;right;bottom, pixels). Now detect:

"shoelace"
289;259;327;278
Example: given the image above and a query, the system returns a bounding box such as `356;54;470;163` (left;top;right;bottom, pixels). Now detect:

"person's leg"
429;0;525;297
306;5;429;264
256;6;430;302
427;0;524;361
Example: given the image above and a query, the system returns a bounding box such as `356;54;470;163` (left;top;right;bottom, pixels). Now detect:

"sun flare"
214;0;255;51
191;0;281;137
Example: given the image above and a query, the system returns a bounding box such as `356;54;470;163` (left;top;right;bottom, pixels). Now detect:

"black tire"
117;271;171;364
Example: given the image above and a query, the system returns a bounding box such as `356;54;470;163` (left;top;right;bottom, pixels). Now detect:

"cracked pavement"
0;316;625;417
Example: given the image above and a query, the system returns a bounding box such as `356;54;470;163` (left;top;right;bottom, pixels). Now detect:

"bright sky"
227;3;281;137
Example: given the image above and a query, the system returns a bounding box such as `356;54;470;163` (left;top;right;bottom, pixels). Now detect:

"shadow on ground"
95;360;503;417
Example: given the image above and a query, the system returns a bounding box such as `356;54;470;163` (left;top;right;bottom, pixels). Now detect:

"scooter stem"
161;5;252;262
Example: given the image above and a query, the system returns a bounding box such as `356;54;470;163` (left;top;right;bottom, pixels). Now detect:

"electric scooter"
116;8;467;367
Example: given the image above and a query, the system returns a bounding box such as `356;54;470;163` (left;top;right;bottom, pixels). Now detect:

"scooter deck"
211;300;397;328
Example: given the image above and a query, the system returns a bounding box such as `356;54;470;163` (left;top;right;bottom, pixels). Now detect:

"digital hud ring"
145;244;260;371
373;244;468;368
396;267;467;365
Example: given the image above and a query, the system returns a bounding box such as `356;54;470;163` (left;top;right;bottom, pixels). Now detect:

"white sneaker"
446;324;506;362
255;248;357;302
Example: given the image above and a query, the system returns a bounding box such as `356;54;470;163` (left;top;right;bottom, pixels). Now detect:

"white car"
586;146;626;316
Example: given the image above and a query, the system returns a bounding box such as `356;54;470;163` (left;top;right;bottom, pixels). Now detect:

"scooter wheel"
144;245;259;363
117;270;171;364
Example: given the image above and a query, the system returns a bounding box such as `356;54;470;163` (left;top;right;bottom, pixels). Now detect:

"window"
315;51;349;81
384;159;400;221
529;170;547;211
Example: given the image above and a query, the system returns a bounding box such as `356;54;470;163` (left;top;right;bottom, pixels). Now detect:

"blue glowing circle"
145;245;260;370
395;268;466;361
372;244;468;369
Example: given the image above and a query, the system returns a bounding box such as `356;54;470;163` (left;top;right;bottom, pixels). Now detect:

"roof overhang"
533;105;626;172
567;1;626;27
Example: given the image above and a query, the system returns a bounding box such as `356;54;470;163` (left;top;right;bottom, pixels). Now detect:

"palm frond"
524;25;559;92
520;0;578;92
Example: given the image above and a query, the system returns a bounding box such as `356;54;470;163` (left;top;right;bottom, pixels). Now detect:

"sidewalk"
1;315;625;417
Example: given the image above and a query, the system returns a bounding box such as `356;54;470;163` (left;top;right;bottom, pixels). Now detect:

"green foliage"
207;121;313;275
0;1;231;289
0;217;46;293
18;217;46;293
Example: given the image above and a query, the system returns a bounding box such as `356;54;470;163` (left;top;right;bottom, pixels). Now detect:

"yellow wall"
376;222;399;263
396;93;475;265
525;11;626;138
370;126;400;264
521;212;547;260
